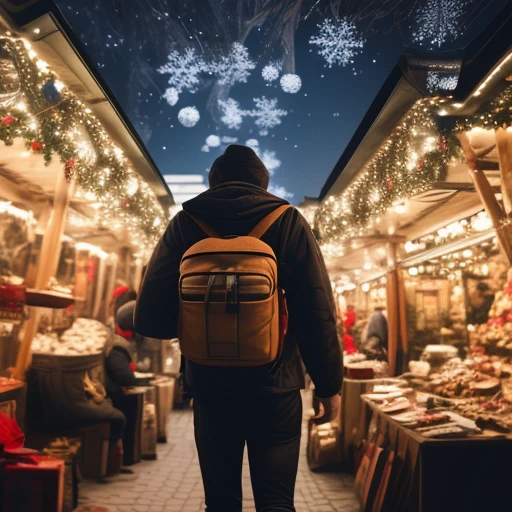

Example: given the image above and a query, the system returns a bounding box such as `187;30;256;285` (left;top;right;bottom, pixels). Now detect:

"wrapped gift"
0;455;64;512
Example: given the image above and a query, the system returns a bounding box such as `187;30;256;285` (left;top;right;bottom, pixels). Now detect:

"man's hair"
208;144;270;189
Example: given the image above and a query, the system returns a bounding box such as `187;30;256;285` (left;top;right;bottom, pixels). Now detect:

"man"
135;145;342;512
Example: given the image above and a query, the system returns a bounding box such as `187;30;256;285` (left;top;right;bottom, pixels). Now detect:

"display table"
356;397;512;512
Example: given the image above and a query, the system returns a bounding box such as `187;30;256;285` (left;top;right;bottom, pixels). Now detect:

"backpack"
178;205;291;366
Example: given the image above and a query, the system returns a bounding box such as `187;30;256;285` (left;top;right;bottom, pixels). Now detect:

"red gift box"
1;455;64;512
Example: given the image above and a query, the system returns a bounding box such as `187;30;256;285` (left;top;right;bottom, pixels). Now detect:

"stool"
25;422;111;480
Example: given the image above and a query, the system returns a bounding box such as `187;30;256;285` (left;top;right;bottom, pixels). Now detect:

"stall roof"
0;0;174;209
319;2;512;204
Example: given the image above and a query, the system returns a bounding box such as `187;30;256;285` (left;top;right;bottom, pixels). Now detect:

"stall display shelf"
25;289;76;309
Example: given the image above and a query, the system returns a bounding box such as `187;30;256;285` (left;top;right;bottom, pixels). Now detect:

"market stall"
305;5;512;495
0;3;176;507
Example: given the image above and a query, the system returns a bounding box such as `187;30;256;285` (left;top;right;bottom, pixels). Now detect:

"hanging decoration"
0;36;166;245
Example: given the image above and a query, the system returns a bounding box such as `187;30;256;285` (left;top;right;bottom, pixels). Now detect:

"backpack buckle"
225;275;239;313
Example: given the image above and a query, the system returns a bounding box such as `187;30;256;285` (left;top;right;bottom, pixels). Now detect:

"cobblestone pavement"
76;401;359;512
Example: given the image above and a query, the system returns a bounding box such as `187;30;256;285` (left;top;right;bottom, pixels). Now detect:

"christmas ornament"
41;79;61;104
31;140;43;151
64;158;76;182
1;115;16;126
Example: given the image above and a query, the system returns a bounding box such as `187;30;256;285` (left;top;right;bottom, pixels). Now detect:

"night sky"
56;0;508;204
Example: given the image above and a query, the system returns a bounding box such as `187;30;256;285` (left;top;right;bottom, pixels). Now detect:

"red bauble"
417;159;425;169
64;158;76;182
440;135;447;152
31;141;43;151
387;178;393;190
1;115;17;126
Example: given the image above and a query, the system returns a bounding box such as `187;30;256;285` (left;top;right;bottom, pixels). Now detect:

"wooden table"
356;397;512;512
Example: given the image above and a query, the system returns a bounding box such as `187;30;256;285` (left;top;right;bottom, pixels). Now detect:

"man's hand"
313;394;341;425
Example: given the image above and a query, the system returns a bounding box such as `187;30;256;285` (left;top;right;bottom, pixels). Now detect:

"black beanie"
208;144;269;189
116;300;136;332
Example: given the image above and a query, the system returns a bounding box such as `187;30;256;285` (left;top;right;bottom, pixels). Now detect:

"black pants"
194;390;302;512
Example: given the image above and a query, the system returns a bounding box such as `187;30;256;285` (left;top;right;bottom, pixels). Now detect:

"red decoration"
129;362;137;372
387;178;393;190
440;135;447;152
64;158;76;182
31;141;43;151
1;115;16;127
0;413;25;450
417;159;425;169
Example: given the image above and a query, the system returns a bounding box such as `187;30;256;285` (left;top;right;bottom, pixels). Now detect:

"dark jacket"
134;182;342;398
104;335;137;397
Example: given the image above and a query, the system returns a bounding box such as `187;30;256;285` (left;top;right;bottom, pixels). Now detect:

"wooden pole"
13;171;75;379
92;255;107;320
456;132;512;265
386;243;399;376
495;127;512;215
104;255;118;322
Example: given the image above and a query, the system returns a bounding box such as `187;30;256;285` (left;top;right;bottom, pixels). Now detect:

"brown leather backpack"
178;205;291;366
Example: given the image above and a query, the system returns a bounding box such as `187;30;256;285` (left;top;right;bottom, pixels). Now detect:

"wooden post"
13;171;75;379
92;255;107;320
386;243;399;376
104;254;118;322
495;127;512;215
457;132;512;265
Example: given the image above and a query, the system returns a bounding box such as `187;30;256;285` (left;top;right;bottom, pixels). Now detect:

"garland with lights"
0;36;166;245
315;100;462;242
316;82;512;243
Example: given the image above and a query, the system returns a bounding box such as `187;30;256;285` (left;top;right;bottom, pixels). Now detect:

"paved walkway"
75;402;359;512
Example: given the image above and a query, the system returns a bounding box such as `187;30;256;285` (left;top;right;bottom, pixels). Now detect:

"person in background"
135;144;342;512
361;307;388;360
343;305;357;354
106;285;137;330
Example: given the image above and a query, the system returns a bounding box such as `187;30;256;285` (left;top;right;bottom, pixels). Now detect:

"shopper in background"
106;285;137;330
361;307;388;360
343;305;357;354
135;144;342;512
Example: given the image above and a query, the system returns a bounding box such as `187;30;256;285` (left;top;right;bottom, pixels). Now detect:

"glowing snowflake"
269;184;294;200
209;43;256;86
262;64;280;82
218;98;245;130
163;87;179;107
201;144;210;152
221;136;238;144
158;48;206;93
280;74;302;94
206;135;221;147
259;130;269;137
246;139;259;148
412;0;467;49
309;18;365;68
247;97;287;130
261;151;281;176
178;106;200;128
426;72;459;92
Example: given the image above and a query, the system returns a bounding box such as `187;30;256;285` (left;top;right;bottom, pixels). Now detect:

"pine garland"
0;37;166;247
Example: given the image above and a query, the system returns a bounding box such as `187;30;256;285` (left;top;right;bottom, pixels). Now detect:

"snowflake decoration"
163;87;179;107
218;98;245;130
158;48;206;93
209;43;256;87
206;135;221;147
201;144;210;152
269;184;294;200
280;73;302;94
247;97;287;130
309;18;365;68
178;106;200;128
261;151;281;176
259;130;269;137
262;64;280;82
412;0;467;49
246;138;259;148
426;72;459;92
221;136;238;144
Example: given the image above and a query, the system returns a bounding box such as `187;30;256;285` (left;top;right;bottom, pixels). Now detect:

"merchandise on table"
32;318;110;356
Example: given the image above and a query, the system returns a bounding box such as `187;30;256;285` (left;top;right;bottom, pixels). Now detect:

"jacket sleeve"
106;348;137;387
283;210;343;398
134;215;184;339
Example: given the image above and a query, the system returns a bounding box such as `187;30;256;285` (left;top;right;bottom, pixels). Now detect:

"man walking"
135;145;342;512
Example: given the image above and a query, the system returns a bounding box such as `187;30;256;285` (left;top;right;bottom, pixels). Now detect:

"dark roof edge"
455;1;512;100
319;62;419;201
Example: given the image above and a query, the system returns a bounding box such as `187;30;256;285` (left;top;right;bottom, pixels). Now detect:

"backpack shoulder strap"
184;212;220;238
248;205;292;239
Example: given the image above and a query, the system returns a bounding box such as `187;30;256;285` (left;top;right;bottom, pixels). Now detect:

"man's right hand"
313;394;341;425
